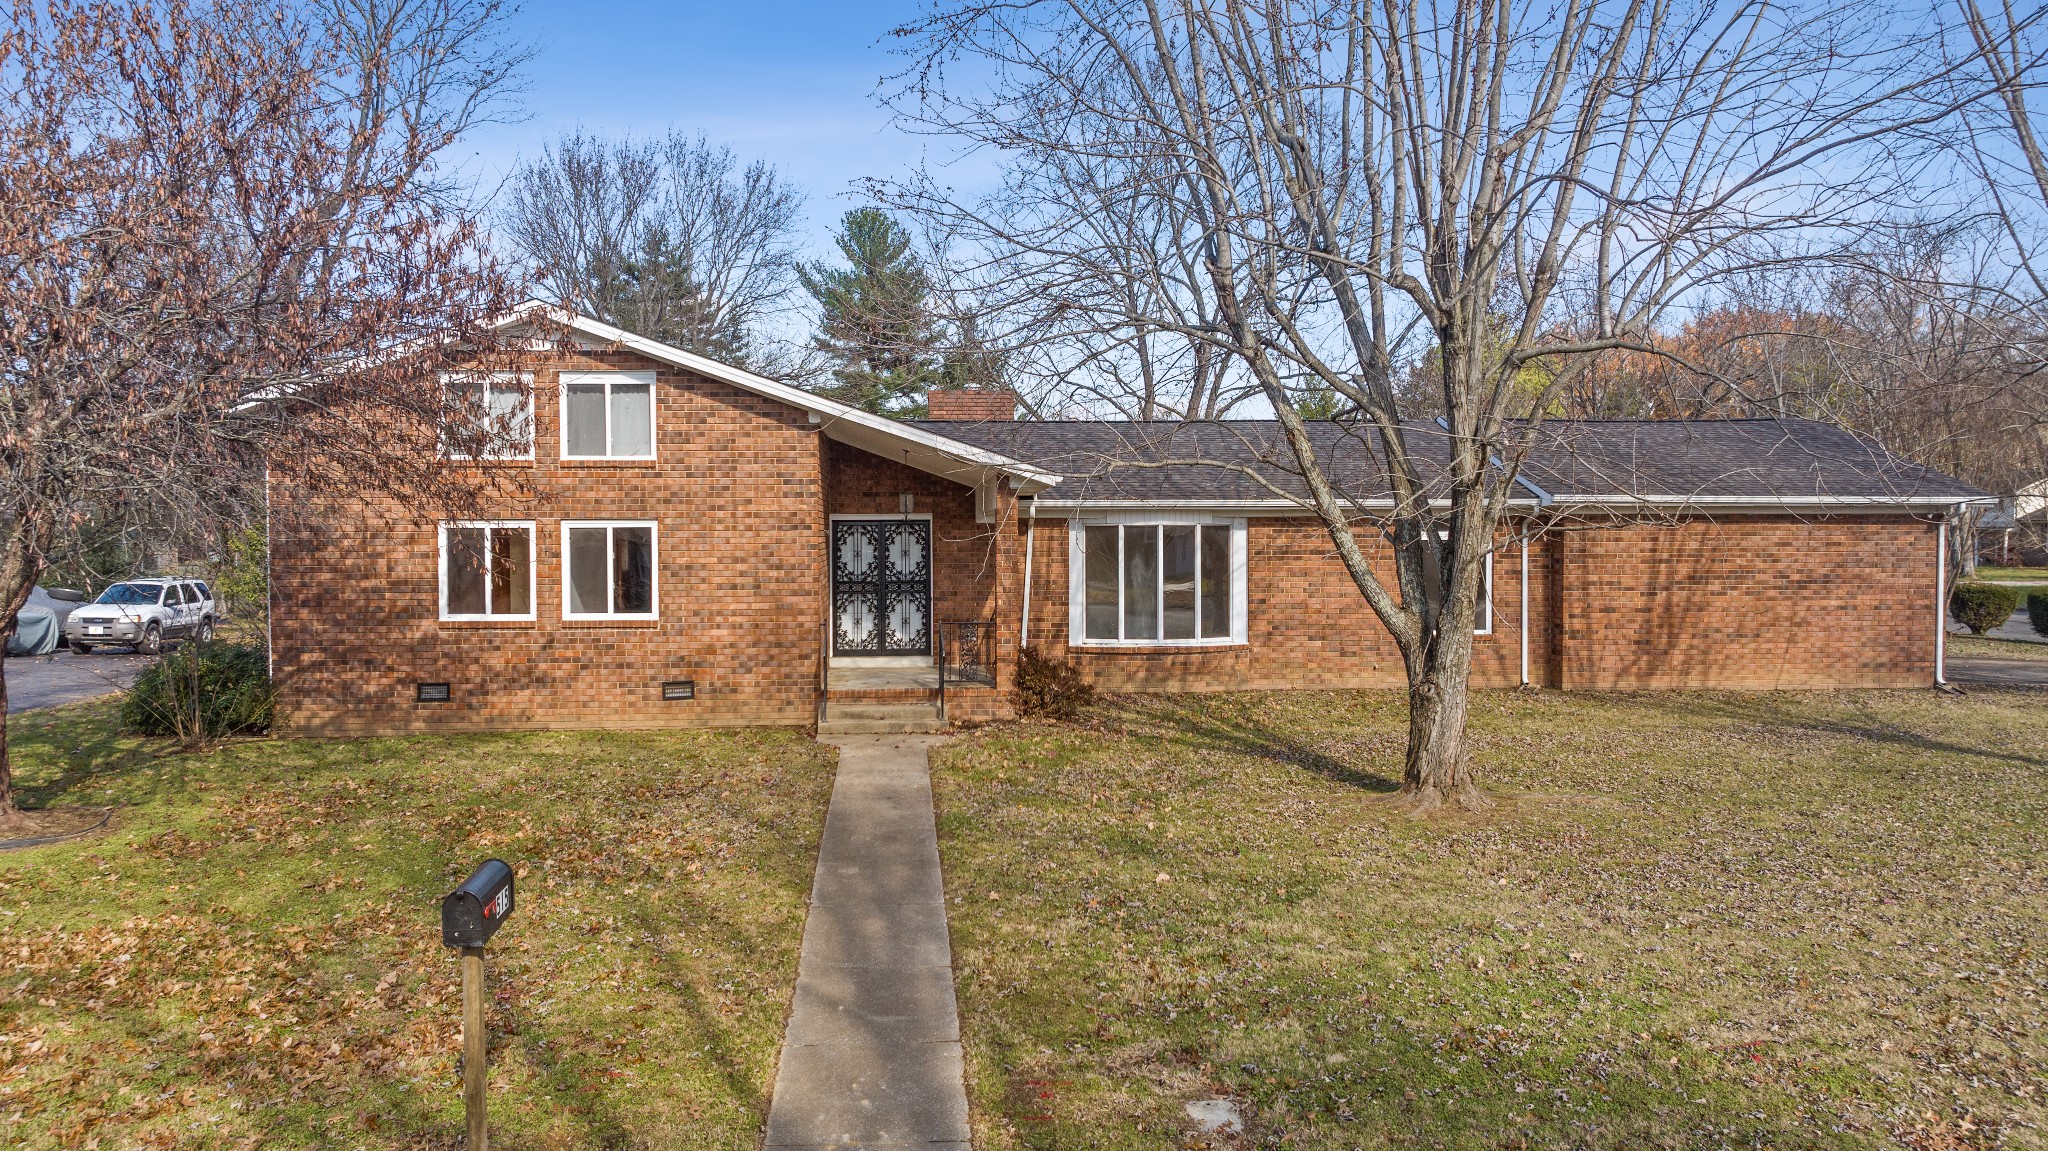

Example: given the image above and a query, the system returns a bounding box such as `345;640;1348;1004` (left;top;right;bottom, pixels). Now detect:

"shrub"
2031;592;2048;637
1013;646;1096;719
1949;583;2022;635
122;642;273;740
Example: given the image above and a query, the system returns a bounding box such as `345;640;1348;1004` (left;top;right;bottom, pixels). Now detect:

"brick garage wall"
271;345;828;736
1555;514;1939;689
823;440;1016;717
1020;515;1542;692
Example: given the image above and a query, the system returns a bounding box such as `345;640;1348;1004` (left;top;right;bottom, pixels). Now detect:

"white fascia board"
1032;497;1543;516
502;302;1062;493
1550;494;1982;512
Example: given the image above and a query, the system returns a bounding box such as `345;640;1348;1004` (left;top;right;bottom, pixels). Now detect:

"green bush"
1949;583;2022;635
2031;592;2048;637
122;642;273;739
1012;646;1096;720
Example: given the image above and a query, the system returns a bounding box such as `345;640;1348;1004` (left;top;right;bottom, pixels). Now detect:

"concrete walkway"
765;734;969;1150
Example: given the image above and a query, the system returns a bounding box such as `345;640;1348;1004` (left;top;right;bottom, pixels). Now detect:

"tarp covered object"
7;607;58;656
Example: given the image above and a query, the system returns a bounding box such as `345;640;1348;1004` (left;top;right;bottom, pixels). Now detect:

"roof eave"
500;302;1062;493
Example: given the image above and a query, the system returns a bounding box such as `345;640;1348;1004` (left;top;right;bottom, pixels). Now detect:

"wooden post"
461;945;487;1151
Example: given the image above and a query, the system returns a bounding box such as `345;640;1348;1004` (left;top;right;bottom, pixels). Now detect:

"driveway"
4;651;155;712
1945;657;2048;687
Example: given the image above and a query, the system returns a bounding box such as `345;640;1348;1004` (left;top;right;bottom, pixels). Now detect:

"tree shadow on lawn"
1669;689;2048;774
1095;694;1402;793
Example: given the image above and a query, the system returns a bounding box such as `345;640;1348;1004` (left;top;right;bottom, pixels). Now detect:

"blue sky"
460;1;959;258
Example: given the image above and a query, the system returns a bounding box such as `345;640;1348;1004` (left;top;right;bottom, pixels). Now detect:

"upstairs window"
440;523;535;620
562;521;657;619
441;372;533;460
561;371;655;459
1071;521;1244;645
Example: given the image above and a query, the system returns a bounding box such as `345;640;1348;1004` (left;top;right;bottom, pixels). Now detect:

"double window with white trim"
562;521;658;619
1069;520;1246;645
441;372;534;460
561;371;655;459
439;522;535;620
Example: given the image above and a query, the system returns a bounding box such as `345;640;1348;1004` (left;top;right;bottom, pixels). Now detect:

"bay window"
561;371;655;459
1072;520;1244;645
439;523;534;620
562;521;657;619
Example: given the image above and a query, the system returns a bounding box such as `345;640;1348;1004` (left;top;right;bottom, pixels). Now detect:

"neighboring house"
267;305;1986;736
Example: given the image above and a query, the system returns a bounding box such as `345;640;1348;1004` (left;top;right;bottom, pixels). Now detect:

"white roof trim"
500;302;1061;493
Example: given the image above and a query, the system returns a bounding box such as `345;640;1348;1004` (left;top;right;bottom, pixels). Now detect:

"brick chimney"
925;388;1018;421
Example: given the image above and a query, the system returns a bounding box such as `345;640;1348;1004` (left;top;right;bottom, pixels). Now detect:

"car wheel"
195;618;215;644
71;643;91;655
138;623;162;656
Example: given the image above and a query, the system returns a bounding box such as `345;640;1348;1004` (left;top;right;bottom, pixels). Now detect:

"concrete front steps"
817;700;947;735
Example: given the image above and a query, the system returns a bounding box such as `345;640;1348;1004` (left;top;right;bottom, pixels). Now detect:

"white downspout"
1518;533;1530;687
1935;519;1948;686
1020;500;1036;645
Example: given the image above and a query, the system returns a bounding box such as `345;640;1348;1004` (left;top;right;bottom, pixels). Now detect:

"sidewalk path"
765;734;970;1150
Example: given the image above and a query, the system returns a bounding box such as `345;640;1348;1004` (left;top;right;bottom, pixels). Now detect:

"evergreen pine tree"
800;209;949;415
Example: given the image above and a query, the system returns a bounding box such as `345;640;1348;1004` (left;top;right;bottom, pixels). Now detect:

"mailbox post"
442;859;515;1151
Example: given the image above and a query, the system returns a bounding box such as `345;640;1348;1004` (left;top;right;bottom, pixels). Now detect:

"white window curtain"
561;371;656;459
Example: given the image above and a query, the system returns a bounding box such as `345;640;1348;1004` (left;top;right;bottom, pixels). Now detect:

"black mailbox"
441;859;515;948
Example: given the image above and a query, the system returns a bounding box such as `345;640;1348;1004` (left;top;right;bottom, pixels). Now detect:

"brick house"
267;305;1985;736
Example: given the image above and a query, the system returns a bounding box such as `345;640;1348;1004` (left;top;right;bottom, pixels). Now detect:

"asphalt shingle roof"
904;417;1985;506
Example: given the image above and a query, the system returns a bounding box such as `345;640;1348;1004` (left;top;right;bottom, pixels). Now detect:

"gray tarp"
7;607;58;656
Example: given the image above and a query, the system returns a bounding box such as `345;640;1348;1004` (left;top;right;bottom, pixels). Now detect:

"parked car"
65;578;217;655
5;586;88;656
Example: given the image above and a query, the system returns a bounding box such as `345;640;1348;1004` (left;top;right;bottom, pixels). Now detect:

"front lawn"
934;690;2047;1150
0;702;836;1150
1948;634;2048;662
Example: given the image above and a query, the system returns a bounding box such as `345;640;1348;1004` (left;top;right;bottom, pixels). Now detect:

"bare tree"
501;130;805;366
0;0;524;825
889;0;1987;811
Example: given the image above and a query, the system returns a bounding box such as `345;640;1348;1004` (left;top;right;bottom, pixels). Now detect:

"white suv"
65;578;218;655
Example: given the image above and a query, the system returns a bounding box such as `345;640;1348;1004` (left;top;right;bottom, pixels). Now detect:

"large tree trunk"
1399;611;1488;814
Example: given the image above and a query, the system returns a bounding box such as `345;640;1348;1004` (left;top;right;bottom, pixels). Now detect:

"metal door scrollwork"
832;520;931;655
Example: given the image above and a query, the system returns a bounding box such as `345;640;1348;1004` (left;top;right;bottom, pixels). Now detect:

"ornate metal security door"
831;520;932;656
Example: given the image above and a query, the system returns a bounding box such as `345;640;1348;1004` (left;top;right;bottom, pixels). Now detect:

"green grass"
1947;634;2048;661
0;701;836;1150
1970;565;2048;582
932;690;2047;1150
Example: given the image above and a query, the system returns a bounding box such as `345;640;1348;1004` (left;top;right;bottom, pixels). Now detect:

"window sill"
439;617;537;627
440;456;536;468
561;616;662;627
557;457;659;467
1069;639;1248;652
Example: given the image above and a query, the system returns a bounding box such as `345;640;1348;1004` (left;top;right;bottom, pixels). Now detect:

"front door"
832;519;932;656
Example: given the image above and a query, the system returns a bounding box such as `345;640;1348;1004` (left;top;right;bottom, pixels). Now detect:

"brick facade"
272;345;835;735
1019;513;1938;694
926;389;1020;421
270;344;1943;738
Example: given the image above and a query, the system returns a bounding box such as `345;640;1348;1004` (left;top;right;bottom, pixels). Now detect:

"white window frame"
560;520;660;620
438;521;537;621
1067;516;1247;648
559;371;657;461
439;371;534;461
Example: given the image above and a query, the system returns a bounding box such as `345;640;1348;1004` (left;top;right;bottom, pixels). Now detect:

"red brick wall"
1020;516;1542;692
1021;512;1936;693
1555;515;1939;689
270;345;829;735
